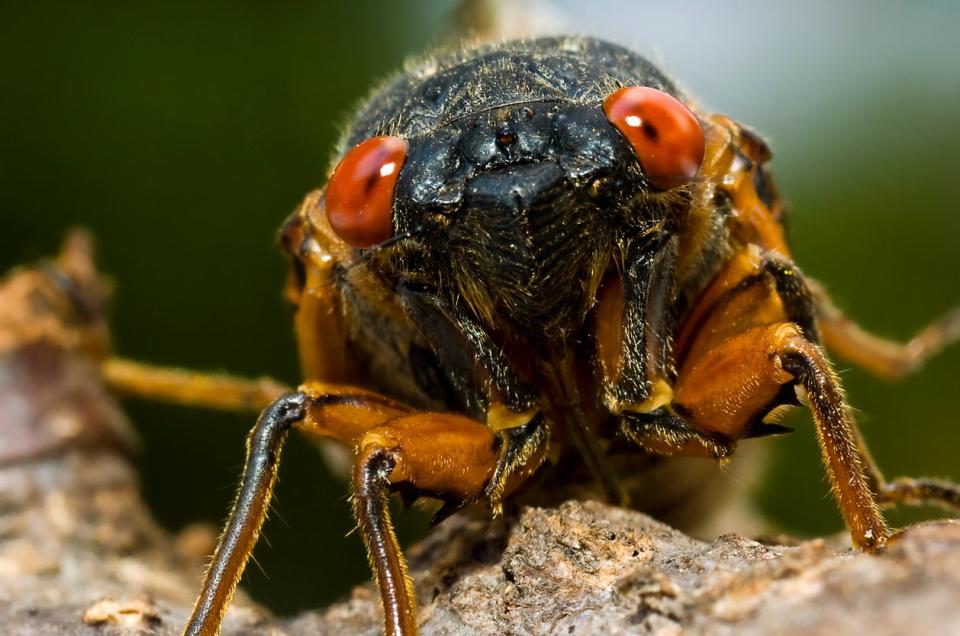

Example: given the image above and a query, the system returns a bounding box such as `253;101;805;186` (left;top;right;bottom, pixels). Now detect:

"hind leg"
811;280;960;380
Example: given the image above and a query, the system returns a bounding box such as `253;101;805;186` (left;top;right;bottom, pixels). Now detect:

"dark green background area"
2;1;958;616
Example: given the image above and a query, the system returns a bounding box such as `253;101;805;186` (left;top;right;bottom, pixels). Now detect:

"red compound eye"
325;135;408;248
603;86;705;190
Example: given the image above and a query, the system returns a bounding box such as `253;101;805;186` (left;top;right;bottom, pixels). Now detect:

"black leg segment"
183;392;307;636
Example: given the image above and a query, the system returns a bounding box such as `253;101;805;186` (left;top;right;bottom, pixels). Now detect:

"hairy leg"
183;383;500;636
349;412;497;634
811;280;960;380
183;393;307;636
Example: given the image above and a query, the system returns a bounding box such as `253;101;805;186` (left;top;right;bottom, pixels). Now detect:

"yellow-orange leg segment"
876;478;960;511
183;384;499;636
810;280;960;381
102;357;289;413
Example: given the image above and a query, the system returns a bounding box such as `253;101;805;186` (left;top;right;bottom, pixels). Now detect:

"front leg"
184;393;308;635
183;382;504;636
671;316;960;550
399;289;553;512
632;321;892;550
648;245;889;549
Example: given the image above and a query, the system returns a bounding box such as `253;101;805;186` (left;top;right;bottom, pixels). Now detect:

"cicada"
93;36;959;636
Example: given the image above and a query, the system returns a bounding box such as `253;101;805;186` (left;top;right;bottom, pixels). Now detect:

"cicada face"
283;37;792;432
315;38;718;351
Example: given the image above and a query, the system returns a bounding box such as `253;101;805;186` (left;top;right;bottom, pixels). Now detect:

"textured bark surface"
3;236;959;636
3;460;960;636
303;503;960;636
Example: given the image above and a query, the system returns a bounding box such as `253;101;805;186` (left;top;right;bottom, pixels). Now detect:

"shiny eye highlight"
324;135;408;248
603;86;705;190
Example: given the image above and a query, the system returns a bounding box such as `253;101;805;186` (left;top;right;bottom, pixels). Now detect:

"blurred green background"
1;0;957;616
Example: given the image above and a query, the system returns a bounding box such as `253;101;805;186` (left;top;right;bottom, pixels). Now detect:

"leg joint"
249;392;308;453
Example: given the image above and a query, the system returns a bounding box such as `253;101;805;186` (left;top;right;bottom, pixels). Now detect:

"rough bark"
4;456;960;636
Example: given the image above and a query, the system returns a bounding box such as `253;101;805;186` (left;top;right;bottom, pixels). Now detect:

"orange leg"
349;412;498;634
776;334;890;549
672;322;890;549
183;382;499;636
811;280;960;380
666;239;960;549
101;357;289;413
